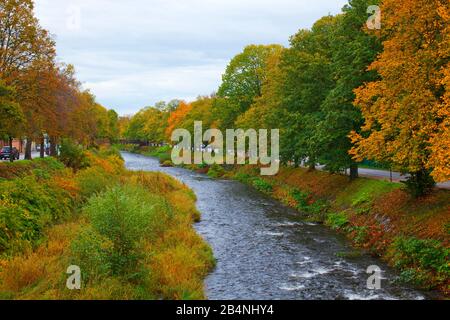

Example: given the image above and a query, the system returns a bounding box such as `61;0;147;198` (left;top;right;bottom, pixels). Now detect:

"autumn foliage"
0;0;119;159
165;101;193;140
350;0;450;185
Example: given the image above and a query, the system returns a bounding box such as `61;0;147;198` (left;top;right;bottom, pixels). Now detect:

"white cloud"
34;0;348;115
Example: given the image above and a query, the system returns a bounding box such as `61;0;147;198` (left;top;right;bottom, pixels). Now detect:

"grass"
0;149;215;300
326;212;350;230
335;178;400;208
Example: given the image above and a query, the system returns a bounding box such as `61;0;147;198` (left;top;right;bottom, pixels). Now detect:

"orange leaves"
165;101;192;140
351;0;450;180
428;3;450;182
428;63;450;182
52;175;80;199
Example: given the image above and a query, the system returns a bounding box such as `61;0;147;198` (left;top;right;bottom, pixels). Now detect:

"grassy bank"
0;147;214;300
124;145;449;297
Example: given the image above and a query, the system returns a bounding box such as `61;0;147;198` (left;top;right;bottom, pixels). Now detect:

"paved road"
19;151;44;160
312;164;450;190
1;151;45;162
356;167;450;190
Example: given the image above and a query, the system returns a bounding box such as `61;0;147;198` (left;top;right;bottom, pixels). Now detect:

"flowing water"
123;152;433;300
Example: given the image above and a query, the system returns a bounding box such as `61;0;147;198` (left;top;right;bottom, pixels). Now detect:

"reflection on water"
123;152;432;300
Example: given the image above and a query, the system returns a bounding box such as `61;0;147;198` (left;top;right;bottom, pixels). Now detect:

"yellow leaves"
352;0;450;177
427;63;450;182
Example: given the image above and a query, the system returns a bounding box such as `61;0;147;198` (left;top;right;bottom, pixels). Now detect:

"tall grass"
0;152;214;300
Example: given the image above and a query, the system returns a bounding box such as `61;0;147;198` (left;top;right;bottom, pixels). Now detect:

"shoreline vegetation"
121;144;449;298
0;146;215;300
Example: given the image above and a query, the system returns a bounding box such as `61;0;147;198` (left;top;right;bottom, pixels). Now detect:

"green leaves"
83;185;167;275
217;44;284;129
390;237;450;288
0;82;24;139
277;17;337;166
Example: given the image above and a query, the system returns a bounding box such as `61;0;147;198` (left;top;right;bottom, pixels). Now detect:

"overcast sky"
34;0;348;115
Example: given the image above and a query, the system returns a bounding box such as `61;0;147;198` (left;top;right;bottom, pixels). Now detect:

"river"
123;152;431;300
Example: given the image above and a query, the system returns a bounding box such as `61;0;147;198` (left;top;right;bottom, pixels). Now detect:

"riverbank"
123;145;449;297
0;147;214;300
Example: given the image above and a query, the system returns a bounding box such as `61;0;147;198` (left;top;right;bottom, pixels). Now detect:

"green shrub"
59;139;90;171
397;269;431;287
32;168;51;180
252;178;273;193
91;146;123;160
33;157;65;172
389;237;449;288
1;176;72;221
0;175;73;254
197;162;209;169
351;226;369;245
83;185;168;275
0;157;65;179
289;189;328;219
207;164;225;179
161;160;173;167
0;199;40;253
70;227;114;282
145;146;172;162
290;189;310;210
326;212;349;230
151;145;171;155
76;167;119;199
306;199;330;222
234;173;252;183
403;169;436;198
158;153;172;165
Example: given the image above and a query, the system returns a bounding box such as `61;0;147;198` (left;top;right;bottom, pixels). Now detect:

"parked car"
0;146;20;160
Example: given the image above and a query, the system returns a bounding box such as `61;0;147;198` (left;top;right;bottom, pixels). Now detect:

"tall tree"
428;4;450;183
216;44;283;130
107;109;120;143
0;81;24;161
165;101;192;141
317;0;382;179
0;0;55;158
278;16;338;168
48;64;80;154
350;0;450;196
125;107;167;143
0;0;55;80
15;59;58;159
235;46;285;131
118;116;131;140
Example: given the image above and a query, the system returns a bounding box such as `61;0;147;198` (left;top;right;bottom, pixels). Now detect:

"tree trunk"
350;163;359;180
40;137;45;158
9;136;14;163
25;139;32;160
405;167;436;198
50;137;57;156
294;156;300;168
